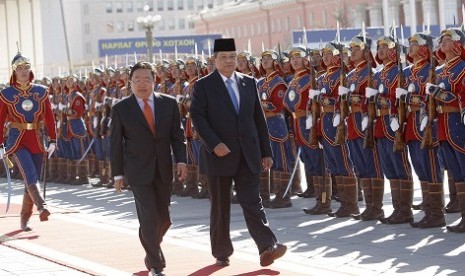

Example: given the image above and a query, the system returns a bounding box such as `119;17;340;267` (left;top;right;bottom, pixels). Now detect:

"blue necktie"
225;78;239;113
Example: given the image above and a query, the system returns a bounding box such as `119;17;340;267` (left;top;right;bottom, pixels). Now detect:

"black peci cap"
213;38;236;53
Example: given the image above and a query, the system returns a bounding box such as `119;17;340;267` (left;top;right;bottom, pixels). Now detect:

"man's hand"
262;157;273;171
47;143;56;159
390;116;400;132
114;178;124;193
213;143;231;157
332;113;341;127
176;163;187;182
361;114;368;131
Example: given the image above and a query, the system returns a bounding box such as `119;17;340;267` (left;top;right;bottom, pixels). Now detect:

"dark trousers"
131;167;172;270
207;156;277;259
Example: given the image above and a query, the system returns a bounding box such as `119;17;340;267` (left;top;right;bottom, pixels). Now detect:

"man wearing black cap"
190;38;287;267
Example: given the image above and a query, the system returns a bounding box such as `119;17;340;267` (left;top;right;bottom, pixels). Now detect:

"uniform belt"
377;107;390;116
292;110;307;119
321;105;335;113
349;105;362;113
408;105;421;112
265;111;281;118
436;105;460;113
10;122;39;130
67;116;80;120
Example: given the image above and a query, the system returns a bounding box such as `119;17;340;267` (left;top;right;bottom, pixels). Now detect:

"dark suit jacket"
110;93;186;185
190;70;272;176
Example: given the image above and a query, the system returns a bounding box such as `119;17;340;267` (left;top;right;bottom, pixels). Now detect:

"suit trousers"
207;154;277;259
131;166;172;270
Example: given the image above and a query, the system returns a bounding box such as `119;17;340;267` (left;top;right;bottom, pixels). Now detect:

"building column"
352;3;367;28
422;0;438;25
368;2;383;27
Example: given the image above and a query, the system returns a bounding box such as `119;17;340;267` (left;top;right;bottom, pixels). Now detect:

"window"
157;0;164;11
167;0;174;10
277;18;281;32
145;1;153;11
188;20;194;29
85;42;91;55
250;24;254;36
178;0;183;10
207;0;213;9
116;21;124;32
256;22;261;35
322;10;327;26
83;3;89;15
271;19;275;32
128;21;135;31
105;2;112;13
107;21;114;32
168;18;175;30
236;26;241;38
187;0;193;10
296;15;301;28
127;2;134;12
308;12;313;26
116;2;123;13
179;18;185;29
242;25;247;37
159;19;165;30
285;17;290;31
136;1;143;12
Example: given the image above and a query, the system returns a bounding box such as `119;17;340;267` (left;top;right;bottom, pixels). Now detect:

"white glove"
51;103;57;110
0;146;4;159
306;114;313;129
361;115;368;131
47;143;56;159
420;115;428;131
390;116;400;132
94;102;102;108
332;113;341;127
176;94;184;103
395;88;408;99
462;112;465;126
93;117;98;129
338;86;350;97
309;89;322;100
365;87;379;98
58;103;66;110
425;83;437;95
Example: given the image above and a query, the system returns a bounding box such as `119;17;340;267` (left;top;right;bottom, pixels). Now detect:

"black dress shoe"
150;268;165;276
260;243;287;267
215;257;230;266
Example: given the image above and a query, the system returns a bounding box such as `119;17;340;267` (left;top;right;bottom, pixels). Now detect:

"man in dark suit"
110;62;187;276
190;38;287;267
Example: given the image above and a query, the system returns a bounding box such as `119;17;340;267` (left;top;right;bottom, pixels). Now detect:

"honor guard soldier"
0;52;57;231
366;36;414;224
155;60;172;94
396;32;445;228
310;42;358;218
342;35;384;221
168;59;187;98
282;46;323;209
63;74;89;185
426;28;465;233
237;51;261;79
257;50;293;208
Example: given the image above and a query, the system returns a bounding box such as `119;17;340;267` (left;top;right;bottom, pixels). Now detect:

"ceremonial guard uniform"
312;42;358;218
396;33;445;228
426;28;465;232
63;74;89;185
367;36;413;224
283;47;323;209
0;52;57;231
342;36;384;221
257;50;293;208
237;51;261;79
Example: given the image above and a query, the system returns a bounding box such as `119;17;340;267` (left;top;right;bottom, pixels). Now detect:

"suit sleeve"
110;104;124;177
252;79;273;158
169;97;187;163
190;80;222;152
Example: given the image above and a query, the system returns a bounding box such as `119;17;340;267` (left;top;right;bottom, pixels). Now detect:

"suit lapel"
153;92;163;133
235;73;248;114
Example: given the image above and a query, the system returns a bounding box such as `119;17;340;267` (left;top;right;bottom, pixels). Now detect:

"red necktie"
143;98;156;136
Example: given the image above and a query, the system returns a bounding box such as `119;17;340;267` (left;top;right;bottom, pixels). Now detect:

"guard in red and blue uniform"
313;42;358;218
426;28;465;233
63;74;88;185
342;35;384;221
366;36;413;224
283;47;323;210
258;50;293;208
396;32;445;228
0;52;57;231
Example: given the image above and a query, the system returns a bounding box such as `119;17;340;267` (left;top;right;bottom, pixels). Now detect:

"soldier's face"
439;36;453;54
237;57;248;70
14;64;31;83
214;51;237;77
408;42;419;58
377;44;389;61
260;56;274;70
290;55;304;70
130;68;155;100
185;64;197;76
322;51;333;66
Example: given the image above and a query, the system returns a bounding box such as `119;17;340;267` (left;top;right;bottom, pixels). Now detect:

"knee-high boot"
291;161;302;195
446;177;460;213
330;176;359;217
297;172;315;198
446;182;465;233
259;171;271;208
418;182;445;228
380;179;400;223
362;178;385;221
382;179;413;224
331;175;339;202
329;176;345;217
180;164;199;197
46;158;57;182
64;159;76;184
26;183;50;222
303;175;332;215
74;160;89;185
20;190;34;231
354;178;372;220
270;171;292;208
410;181;430;227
